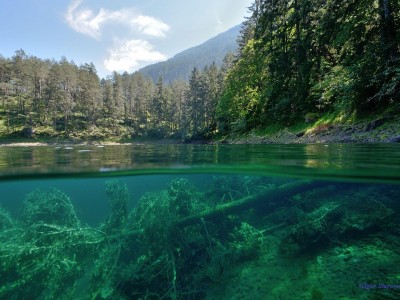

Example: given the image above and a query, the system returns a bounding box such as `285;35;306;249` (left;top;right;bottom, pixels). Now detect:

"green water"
0;144;400;299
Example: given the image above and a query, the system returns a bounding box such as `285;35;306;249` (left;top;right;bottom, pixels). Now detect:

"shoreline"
0;141;133;147
216;115;400;145
1;116;400;146
0;138;187;147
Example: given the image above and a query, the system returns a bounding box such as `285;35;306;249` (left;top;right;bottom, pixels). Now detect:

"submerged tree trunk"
127;180;327;237
177;180;324;227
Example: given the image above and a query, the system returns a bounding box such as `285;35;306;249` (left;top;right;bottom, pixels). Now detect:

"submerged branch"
127;180;325;237
176;180;323;227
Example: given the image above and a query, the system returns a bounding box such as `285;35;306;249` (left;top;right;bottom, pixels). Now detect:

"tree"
217;0;400;136
379;0;398;59
44;58;77;131
202;62;222;133
77;63;101;128
237;0;261;57
121;71;133;126
187;67;204;136
11;49;32;119
101;77;114;126
217;39;262;133
170;80;189;137
129;72;154;134
112;71;125;124
155;76;165;123
0;56;13;132
30;57;50;123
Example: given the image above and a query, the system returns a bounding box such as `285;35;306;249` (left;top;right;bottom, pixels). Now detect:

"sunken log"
126;180;325;237
176;180;324;227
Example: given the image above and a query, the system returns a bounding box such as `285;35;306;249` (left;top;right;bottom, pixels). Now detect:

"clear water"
0;144;399;299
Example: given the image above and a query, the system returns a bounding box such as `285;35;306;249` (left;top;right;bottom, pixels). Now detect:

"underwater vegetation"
0;176;400;299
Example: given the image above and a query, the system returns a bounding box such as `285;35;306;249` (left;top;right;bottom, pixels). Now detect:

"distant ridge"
138;25;241;83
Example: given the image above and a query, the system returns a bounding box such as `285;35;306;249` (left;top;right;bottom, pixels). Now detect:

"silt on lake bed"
0;144;400;299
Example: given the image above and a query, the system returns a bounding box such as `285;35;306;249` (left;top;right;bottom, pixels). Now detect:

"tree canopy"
0;51;227;140
217;0;400;134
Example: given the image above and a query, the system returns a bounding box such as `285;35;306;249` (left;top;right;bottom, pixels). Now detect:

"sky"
0;0;252;78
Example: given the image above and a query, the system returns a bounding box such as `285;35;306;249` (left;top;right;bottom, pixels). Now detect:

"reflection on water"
0;144;400;181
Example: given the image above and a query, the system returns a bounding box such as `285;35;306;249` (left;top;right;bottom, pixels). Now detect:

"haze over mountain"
138;25;241;83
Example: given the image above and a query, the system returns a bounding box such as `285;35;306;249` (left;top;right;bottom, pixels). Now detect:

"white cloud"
66;0;106;39
131;16;170;37
104;40;166;72
65;1;169;39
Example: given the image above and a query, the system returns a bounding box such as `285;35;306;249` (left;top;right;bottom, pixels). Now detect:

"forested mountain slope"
138;25;240;83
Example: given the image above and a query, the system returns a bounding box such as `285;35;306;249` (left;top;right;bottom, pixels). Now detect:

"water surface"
1;143;400;182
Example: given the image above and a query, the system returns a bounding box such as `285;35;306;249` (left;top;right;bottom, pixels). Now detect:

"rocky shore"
2;115;400;146
218;115;400;144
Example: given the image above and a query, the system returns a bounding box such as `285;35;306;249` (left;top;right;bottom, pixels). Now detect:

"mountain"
138;25;241;83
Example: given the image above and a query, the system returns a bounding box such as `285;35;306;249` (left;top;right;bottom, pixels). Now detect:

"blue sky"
0;0;252;78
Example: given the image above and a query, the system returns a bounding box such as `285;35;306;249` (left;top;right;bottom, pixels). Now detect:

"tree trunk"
379;0;397;58
127;180;327;237
6;110;10;133
63;111;69;132
177;180;324;227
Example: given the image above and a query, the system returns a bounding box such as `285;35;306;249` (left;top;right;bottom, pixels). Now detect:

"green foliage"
206;175;272;205
1;177;399;298
229;222;264;259
0;189;104;299
217;0;400;135
217;39;263;133
280;186;394;255
104;176;274;298
105;179;129;231
22;188;80;227
310;64;356;114
168;178;204;215
0;206;13;230
0;49;226;141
